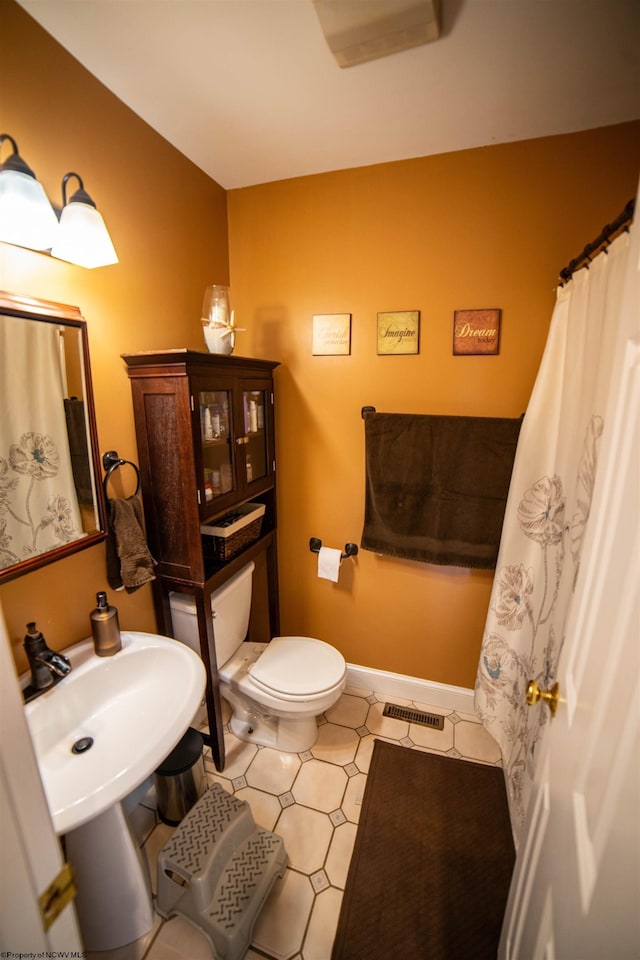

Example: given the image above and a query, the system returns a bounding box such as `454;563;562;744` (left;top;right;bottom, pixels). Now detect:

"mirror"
0;291;106;583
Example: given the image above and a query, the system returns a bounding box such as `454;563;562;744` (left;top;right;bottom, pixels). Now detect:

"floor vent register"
382;703;445;729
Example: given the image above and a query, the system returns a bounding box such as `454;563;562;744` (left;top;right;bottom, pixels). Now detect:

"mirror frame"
0;291;107;584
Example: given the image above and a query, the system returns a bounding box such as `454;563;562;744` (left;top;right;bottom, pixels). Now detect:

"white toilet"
169;561;347;752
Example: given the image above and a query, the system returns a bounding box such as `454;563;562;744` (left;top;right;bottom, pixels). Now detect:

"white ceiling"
16;0;640;190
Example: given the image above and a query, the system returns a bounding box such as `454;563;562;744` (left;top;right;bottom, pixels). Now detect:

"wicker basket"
201;503;265;562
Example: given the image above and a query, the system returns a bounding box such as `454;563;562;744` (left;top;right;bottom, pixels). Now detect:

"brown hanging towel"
361;412;523;569
106;494;157;592
64;397;93;506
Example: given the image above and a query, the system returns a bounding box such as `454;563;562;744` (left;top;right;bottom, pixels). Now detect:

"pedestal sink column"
65;801;154;951
23;632;206;951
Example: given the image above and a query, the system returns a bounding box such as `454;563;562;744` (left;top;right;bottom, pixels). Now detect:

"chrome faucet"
23;622;71;702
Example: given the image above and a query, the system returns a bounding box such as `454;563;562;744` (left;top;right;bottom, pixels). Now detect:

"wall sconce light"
51;172;118;269
0;133;59;250
0;133;119;269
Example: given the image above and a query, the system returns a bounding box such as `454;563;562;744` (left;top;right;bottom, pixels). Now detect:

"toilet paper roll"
318;546;342;582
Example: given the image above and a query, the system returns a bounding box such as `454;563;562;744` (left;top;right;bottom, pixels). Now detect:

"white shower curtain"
0;313;84;570
474;225;634;842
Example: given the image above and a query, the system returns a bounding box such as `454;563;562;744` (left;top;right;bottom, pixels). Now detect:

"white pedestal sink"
24;631;206;952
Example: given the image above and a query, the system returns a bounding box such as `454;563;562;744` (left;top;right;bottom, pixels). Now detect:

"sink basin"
24;630;207;952
25;630;206;835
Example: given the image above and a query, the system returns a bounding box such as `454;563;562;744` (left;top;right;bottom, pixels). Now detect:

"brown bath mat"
332;740;515;960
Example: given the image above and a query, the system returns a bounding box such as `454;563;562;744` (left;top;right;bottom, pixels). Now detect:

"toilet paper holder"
309;537;358;560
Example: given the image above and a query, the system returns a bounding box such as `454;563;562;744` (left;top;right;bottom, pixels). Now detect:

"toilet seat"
248;636;346;699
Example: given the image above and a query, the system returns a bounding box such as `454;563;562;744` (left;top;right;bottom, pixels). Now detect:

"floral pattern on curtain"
474;231;632;843
0;314;84;570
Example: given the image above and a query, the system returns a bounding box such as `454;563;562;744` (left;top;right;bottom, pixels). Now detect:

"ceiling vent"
312;0;441;68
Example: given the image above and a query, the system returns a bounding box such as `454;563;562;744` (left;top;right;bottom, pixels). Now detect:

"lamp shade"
51;198;118;269
0;166;59;251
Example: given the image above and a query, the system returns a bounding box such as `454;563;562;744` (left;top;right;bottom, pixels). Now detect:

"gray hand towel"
107;494;157;592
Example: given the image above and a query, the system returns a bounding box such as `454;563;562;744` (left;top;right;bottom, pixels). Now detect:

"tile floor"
96;681;502;960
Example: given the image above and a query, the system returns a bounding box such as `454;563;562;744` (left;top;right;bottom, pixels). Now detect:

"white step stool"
156;783;287;959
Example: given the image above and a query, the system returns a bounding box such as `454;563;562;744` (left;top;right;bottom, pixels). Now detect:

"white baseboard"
346;662;475;716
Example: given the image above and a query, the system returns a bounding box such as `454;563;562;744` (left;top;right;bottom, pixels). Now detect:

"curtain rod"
559;197;635;285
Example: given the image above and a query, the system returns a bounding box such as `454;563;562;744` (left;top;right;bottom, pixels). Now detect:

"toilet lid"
249;636;346;697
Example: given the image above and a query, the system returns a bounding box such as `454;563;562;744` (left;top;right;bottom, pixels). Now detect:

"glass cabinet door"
199;389;234;504
242;388;268;485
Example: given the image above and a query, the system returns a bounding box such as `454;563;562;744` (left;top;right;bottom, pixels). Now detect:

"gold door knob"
526;679;560;717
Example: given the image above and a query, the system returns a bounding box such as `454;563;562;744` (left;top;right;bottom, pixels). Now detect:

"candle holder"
201;284;244;354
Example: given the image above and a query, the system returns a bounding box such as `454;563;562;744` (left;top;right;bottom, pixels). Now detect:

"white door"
0;600;83;951
500;206;640;959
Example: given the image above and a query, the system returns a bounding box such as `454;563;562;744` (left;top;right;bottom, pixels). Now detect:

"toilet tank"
169;560;254;667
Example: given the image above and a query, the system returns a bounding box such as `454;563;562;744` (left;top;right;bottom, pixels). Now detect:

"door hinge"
39;861;77;931
197;489;201;505
271;391;274;405
190;395;195;412
273;459;276;472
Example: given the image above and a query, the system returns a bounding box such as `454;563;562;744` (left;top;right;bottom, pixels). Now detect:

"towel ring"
102;450;141;501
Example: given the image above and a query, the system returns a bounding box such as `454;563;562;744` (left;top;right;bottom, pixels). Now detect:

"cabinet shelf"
159;529;276;591
203;534;270;584
123;350;280;773
200;485;274;527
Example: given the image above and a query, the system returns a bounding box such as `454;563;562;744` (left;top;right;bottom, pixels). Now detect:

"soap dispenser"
90;591;122;657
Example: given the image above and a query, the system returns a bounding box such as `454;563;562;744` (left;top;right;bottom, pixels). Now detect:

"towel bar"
102;450;141;501
309;537;358;560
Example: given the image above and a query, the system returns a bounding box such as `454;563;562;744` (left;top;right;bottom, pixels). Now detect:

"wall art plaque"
312;313;352;355
377;310;420;355
453;309;501;355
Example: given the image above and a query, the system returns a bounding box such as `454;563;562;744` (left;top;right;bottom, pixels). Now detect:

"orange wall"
0;1;229;673
228;124;640;688
2;2;639;690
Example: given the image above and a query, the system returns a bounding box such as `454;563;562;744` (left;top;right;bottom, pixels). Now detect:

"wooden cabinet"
123;350;280;770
